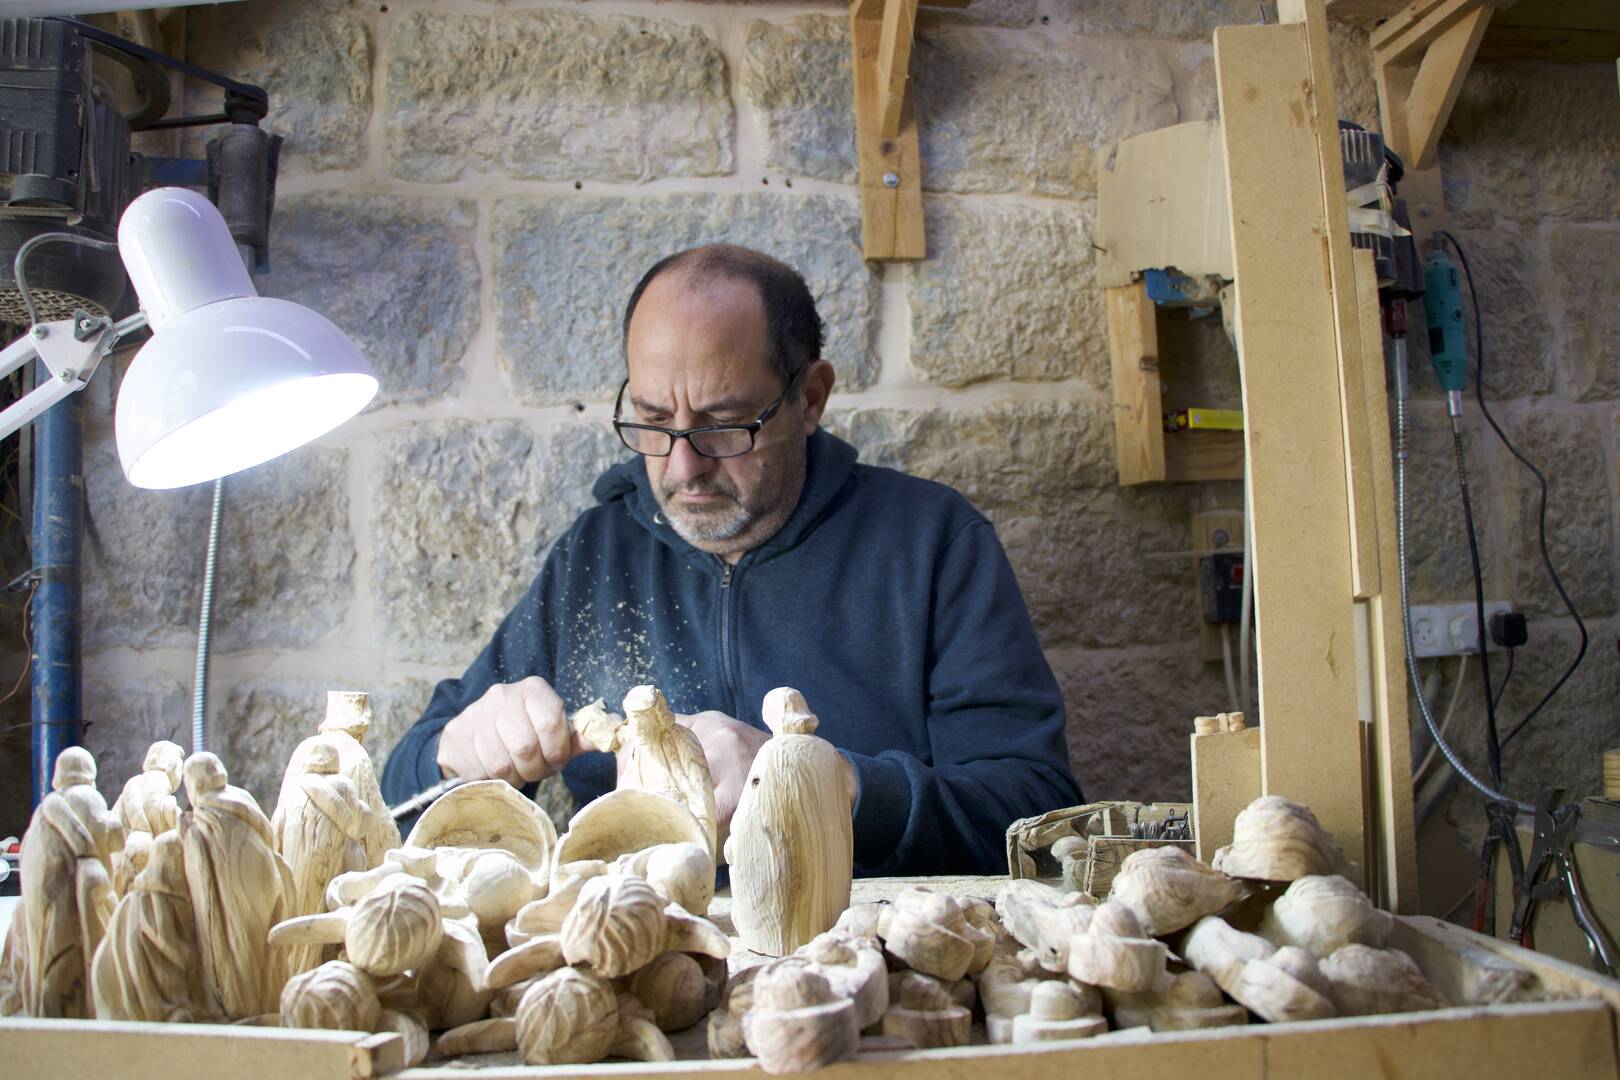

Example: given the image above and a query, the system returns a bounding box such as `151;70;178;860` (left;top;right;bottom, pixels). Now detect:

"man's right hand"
436;676;585;786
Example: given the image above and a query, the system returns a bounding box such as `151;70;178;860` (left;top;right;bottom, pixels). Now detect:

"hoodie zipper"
718;560;739;715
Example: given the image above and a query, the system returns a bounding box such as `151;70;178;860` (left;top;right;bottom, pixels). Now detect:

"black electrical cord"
1492;647;1516;714
1450;420;1503;787
1433;230;1589;750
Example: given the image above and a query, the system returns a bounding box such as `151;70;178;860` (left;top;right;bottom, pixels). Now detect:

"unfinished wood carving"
574;685;718;858
1108;846;1246;936
799;931;889;1030
1181;915;1279;994
91;831;209;1022
276;691;401;866
11;747;123;1018
1212;796;1348;882
617;841;715;917
742;959;860;1074
1320;944;1447;1016
726;688;855;957
1008;980;1107;1043
1229;945;1337;1023
181;751;296;1019
271;738;371;975
110;740;184;895
628;951;708;1031
515;967;674;1065
832;901;886;941
1259;874;1394;958
881;971;972;1049
877;887;994;982
552;788;708;888
1104;969;1247;1032
1064;900;1168;993
280;960;431;1067
404;777;556;889
706;962;761;1059
558;873;730;979
995;878;1097;973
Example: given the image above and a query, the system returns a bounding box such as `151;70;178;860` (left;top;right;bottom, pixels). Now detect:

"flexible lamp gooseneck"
0;186;378;488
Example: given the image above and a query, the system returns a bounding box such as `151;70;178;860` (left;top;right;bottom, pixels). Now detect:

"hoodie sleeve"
379;551;561;809
841;518;1082;875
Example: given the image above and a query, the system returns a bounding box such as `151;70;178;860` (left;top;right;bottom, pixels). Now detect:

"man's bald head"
622;244;825;392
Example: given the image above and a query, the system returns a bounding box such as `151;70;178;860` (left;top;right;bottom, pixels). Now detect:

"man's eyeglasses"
612;371;801;459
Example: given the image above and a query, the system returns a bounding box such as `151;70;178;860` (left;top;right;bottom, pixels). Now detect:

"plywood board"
1214;17;1367;886
1353;248;1421;915
0;1020;402;1080
1192;726;1262;863
1107;281;1165;485
1096;120;1233;288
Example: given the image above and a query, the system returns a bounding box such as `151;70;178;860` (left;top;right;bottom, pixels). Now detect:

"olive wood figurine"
1104;969;1247;1031
727;688;855;956
280;960;430;1067
742;958;860;1074
1064;900;1169;993
574;685;718;858
431;967;676;1065
1319;944;1447;1016
881;971;971;1049
1108;846;1246;937
1258;874;1394;958
878;887;994;983
11;747;124;1018
110;740;184;896
995;878;1097;973
275;691;401;867
1008;980;1108;1043
181;751;297;1019
271;739;371;974
91;831;210;1022
1213;796;1348;882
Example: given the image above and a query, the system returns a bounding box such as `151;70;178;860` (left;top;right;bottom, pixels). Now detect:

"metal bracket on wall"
849;0;932;260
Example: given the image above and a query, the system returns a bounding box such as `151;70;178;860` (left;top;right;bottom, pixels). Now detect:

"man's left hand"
676;709;769;833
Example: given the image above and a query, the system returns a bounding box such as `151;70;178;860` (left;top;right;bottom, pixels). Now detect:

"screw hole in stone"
574;402;586;413
574;181;582;190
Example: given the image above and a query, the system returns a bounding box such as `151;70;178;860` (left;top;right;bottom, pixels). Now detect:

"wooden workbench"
5;875;1620;1079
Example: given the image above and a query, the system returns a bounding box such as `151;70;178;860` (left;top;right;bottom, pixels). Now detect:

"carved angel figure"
9;747;124;1017
275;691;400;867
725;688;855;956
180;751;295;1018
91;830;211;1022
575;685;718;858
110;740;185;896
271;738;371;976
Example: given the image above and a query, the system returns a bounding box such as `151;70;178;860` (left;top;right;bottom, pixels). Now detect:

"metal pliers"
1509;790;1617;977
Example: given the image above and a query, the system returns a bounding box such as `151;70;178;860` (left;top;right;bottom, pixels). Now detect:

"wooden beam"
1215;14;1367;886
851;0;925;260
1163;431;1244;483
1370;0;1498;170
876;0;919;140
1106;282;1164;486
1280;0;1382;603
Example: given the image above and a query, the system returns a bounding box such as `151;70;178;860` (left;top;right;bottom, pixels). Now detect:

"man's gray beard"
659;486;753;544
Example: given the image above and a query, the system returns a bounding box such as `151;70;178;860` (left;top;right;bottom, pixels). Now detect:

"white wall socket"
1409;601;1512;659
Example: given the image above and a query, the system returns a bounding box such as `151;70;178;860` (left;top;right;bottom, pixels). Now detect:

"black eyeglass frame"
611;369;803;459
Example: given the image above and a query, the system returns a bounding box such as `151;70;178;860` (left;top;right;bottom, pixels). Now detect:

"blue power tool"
1424;246;1468;416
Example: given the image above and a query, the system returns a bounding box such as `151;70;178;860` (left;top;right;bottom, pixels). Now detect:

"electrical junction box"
1199;552;1244;624
1409;601;1512;659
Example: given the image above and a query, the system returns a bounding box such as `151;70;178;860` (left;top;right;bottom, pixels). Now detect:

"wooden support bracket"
1370;0;1499;170
851;0;926;260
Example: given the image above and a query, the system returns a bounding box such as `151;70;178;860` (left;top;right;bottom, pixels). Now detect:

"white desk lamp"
0;186;378;488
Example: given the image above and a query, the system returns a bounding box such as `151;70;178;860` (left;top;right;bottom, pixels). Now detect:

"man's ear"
799;359;836;434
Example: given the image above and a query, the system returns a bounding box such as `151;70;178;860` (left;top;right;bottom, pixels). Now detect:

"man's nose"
664;435;713;485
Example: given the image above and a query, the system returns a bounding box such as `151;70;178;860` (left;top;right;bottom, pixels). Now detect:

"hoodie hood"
591;428;860;566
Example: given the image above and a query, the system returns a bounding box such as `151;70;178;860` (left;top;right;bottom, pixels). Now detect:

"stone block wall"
6;1;1610;917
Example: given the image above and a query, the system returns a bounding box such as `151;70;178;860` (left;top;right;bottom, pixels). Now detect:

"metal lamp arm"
0;310;148;443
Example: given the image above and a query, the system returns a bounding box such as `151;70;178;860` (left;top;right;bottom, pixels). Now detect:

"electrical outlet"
1410;601;1513;658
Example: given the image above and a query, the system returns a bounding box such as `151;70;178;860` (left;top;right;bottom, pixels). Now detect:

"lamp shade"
113;187;378;489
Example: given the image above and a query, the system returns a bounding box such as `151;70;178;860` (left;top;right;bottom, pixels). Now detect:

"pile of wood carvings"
0;684;1491;1073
